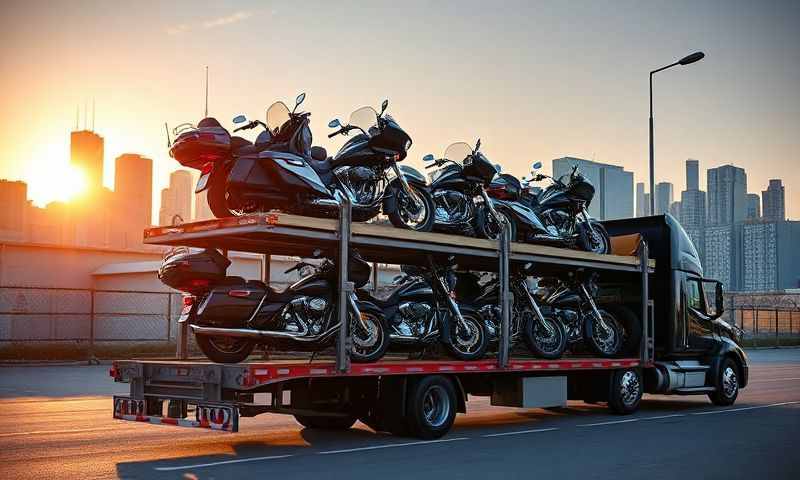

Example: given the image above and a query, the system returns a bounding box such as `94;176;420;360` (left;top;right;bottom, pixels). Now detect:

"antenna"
204;66;209;117
83;99;88;130
91;98;95;131
75;105;79;130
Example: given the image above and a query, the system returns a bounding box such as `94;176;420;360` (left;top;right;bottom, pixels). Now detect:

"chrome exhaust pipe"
191;324;340;343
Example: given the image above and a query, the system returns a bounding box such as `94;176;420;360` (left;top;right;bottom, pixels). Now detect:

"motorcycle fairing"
491;198;549;235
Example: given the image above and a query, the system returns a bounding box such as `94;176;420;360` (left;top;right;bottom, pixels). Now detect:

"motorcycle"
454;264;568;359
357;257;488;361
159;247;390;364
535;271;640;357
490;162;611;253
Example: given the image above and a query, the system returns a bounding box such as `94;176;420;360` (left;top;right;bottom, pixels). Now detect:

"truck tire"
406;375;457;439
708;357;740;406
195;334;255;364
294;414;357;430
608;369;642;414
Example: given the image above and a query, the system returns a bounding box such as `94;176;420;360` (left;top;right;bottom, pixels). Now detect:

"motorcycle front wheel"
522;310;568;359
475;205;517;241
387;183;435;232
350;305;390;363
195;334;255;363
579;220;611;254
445;308;488;361
583;309;624;357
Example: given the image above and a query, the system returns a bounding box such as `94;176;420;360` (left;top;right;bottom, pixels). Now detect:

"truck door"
683;276;719;352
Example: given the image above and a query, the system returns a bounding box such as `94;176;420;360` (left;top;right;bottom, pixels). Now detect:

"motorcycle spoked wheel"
475;205;517;241
349;306;390;363
445;308;488;361
583;309;625;357
522;310;568;360
195;334;255;364
387;184;436;232
578;220;611;254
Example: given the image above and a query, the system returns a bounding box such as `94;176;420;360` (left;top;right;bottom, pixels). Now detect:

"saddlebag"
196;280;267;329
158;248;231;294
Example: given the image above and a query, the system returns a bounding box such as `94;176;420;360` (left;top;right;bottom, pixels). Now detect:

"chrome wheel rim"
351;313;382;356
452;316;481;354
398;186;430;229
722;366;738;398
484;211;510;240
619;370;641;406
532;316;564;354
592;312;622;355
422;385;450;428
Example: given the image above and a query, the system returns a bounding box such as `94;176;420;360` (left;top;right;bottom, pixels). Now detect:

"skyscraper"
194;190;214;221
707;165;747;225
686;159;699;191
741;221;800;290
115;154;153;227
679;159;707;263
0;179;27;235
635;182;649;217
159;170;193;226
745;193;761;220
655;182;673;216
70;130;104;191
762;179;785;221
552;157;633;220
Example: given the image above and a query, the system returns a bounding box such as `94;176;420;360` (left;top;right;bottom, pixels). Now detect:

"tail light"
228;290;252;298
200;162;215;175
181;295;195;314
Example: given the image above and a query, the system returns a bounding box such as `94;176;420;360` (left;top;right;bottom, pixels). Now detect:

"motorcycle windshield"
266;101;291;134
443;142;472;163
349;106;379;134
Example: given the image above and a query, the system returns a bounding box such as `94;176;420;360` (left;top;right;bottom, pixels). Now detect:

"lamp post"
649;51;705;214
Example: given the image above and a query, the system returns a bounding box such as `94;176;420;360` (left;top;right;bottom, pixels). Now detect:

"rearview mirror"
233;115;247;124
532;161;542;170
494;164;502;173
295;92;306;107
328;119;342;128
380;99;389;115
422;154;435;162
475;138;481;152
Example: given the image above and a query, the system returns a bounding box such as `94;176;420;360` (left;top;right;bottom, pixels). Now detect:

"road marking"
318;437;469;455
482;427;559;437
154;454;293;471
577;418;640;427
690;401;800;416
638;414;686;421
0;426;118;438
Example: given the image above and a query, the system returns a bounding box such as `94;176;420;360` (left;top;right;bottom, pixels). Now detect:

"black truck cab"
604;214;748;405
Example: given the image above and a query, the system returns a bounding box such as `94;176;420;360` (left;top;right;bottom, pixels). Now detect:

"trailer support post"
638;240;651;364
498;221;512;368
336;194;352;373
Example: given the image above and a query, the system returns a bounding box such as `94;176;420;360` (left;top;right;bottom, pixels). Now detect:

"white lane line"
690;401;800;416
0;426;118;438
482;427;559;437
577;418;640;427
318;437;469;455
154;454;293;471
638;414;686;421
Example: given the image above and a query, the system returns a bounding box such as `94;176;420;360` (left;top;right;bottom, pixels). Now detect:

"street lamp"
649;51;705;214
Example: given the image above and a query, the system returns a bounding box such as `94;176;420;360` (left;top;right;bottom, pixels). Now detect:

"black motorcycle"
170;94;434;230
357;258;488;361
535;271;640;357
159;247;390;363
455;265;568;359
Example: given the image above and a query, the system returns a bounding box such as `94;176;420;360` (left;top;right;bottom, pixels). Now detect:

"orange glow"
32;159;88;204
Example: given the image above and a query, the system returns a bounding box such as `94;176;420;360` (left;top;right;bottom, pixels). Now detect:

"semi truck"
110;210;747;439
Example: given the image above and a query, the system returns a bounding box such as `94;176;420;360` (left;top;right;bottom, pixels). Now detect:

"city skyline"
1;1;799;220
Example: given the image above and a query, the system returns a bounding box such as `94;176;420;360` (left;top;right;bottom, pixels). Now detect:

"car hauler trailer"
110;204;745;439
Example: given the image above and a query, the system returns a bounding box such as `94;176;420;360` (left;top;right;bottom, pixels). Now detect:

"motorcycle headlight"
404;139;412;151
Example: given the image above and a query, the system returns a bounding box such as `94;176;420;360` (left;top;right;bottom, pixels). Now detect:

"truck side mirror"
701;279;724;320
715;282;724;318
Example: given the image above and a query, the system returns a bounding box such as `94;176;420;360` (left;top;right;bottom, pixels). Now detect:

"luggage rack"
144;198;654;372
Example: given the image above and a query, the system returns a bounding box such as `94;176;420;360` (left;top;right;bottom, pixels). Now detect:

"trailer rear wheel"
294;414;357;430
406;375;457;439
608;369;642;414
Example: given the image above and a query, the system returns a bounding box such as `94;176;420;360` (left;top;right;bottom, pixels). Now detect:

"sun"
24;142;89;206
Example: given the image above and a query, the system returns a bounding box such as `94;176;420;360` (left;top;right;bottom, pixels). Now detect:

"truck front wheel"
708;358;739;406
608;369;642;414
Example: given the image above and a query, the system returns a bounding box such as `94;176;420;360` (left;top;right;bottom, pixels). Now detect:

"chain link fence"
723;291;800;347
0;286;183;360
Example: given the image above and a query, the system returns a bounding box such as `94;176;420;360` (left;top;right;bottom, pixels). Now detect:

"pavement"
0;349;798;480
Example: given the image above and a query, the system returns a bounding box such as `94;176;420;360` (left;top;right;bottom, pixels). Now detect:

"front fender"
382;167;428;214
707;337;749;389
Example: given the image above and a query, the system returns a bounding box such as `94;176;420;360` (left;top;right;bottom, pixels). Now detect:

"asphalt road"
1;349;798;480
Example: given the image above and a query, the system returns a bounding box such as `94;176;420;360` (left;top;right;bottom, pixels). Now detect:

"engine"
336;166;379;204
395;301;432;336
282;296;328;335
433;190;473;225
539;208;573;235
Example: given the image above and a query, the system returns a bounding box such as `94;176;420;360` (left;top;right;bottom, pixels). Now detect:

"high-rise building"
635;182;649;217
762;179;785;221
707;165;747;225
745;193;761;220
669;201;681;219
115;154;153;227
686;159;700;191
741;221;800;290
70;130;104;191
704;224;742;290
0;179;27;234
552;157;633;220
194;190;214;221
655;182;673;216
159;170;193;226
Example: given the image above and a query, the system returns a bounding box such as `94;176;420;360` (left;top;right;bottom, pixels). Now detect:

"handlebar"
284;261;315;274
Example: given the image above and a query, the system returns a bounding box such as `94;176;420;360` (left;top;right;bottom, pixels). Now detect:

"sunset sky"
1;0;798;221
